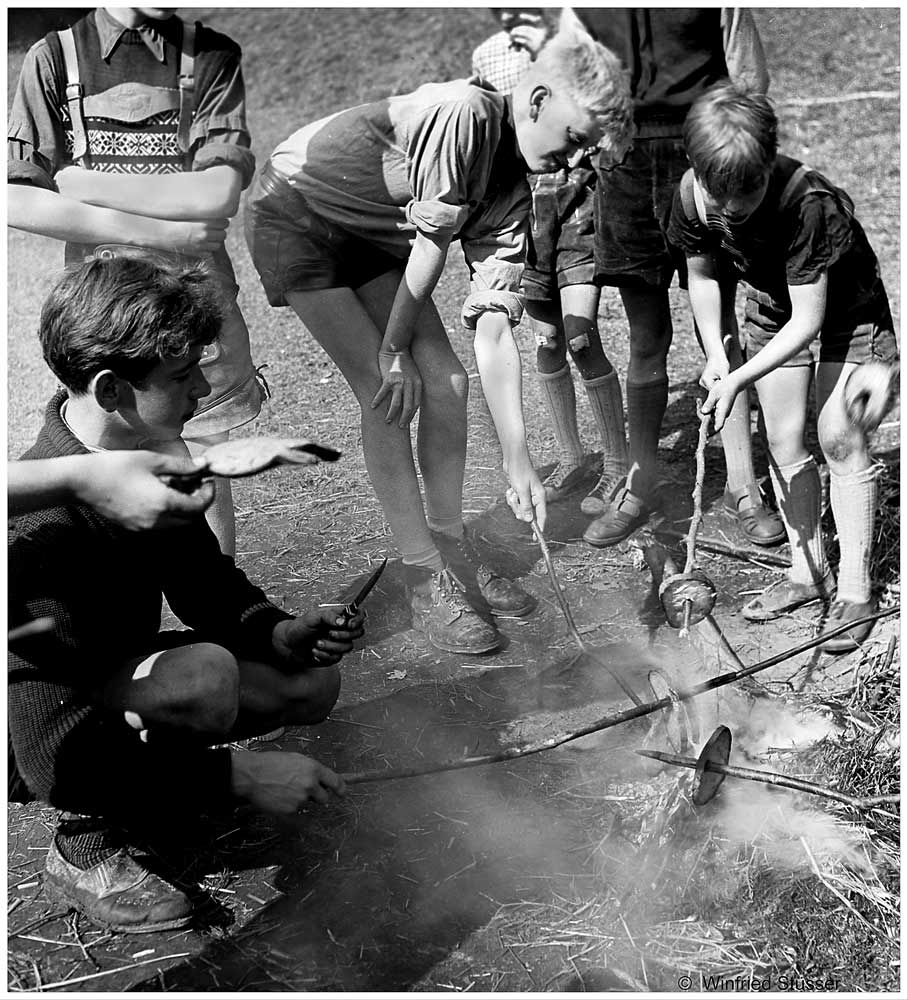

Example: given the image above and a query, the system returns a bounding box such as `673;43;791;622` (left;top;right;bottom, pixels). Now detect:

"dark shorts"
522;168;596;299
244;165;404;306
745;290;899;367
594;131;688;289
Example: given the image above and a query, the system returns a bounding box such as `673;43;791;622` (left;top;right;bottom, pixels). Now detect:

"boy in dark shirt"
668;83;897;652
8;256;365;932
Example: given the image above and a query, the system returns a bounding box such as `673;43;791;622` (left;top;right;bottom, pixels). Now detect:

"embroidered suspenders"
57;19;196;168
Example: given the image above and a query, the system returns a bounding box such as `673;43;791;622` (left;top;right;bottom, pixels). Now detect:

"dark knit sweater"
8;390;293;821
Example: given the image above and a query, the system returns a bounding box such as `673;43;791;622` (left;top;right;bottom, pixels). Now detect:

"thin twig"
15;953;192;992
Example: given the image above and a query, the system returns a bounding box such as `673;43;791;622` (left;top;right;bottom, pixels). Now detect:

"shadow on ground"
139;649;663;991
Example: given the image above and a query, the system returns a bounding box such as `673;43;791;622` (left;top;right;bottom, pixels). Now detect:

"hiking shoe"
818;597;878;654
583;486;651;547
723;483;786;547
542;460;587;503
407;565;501;654
580;470;625;516
742;572;836;622
44;838;192;934
433;530;537;617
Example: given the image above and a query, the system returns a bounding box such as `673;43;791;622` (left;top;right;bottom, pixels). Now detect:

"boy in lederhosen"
8;7;266;556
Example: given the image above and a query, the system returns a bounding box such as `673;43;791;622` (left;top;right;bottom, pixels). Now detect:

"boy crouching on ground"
8;256;364;933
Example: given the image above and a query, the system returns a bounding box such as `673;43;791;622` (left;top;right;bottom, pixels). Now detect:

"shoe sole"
583;522;645;548
417;628;501;655
44;880;193;934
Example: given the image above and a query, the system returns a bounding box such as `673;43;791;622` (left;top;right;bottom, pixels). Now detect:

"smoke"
710;780;871;873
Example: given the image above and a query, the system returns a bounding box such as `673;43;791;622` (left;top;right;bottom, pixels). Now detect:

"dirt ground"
6;6;902;994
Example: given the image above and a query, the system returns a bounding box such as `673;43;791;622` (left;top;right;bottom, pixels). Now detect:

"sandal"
742;572;836;622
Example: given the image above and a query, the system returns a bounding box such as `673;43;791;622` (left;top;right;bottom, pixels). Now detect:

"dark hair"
39;255;223;393
683;82;778;200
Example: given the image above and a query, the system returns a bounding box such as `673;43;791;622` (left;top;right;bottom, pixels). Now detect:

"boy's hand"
73;451;214;530
699;353;731;391
230;749;345;814
505;460;547;531
272;610;366;668
372;349;423;427
702;373;742;432
171;218;230;254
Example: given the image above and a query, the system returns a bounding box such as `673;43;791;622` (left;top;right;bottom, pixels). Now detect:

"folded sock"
538;364;584;469
583;371;628;482
769;456;828;586
401;545;444;573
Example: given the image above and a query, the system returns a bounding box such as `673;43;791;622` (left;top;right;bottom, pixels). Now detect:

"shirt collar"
94;7;177;63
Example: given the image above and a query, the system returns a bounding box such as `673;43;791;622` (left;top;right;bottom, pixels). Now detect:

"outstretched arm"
473;310;546;528
8;452;215;529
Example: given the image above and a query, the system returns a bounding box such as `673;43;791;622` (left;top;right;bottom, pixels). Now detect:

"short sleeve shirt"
268;79;530;310
667;155;885;333
8;9;255;189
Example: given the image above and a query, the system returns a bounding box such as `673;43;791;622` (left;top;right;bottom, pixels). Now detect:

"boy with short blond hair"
246;17;634;656
8;256;364;932
668;82;898;652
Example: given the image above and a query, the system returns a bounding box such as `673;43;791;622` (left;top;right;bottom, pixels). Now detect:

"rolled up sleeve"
407;99;494;240
8;39;66;188
460;181;530;329
190;43;256;188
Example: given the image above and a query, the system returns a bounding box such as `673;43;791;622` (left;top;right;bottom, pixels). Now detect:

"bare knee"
448;365;469;403
818;420;865;467
286;665;341;724
175;644;240;734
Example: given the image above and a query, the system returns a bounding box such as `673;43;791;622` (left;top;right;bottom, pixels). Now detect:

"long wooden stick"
636;748;901;810
341;607;897;785
531;518;644;706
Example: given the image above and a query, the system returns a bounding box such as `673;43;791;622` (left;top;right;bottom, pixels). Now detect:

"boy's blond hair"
528;8;634;161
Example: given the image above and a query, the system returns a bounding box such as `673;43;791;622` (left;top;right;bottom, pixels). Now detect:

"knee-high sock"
719;387;757;493
829;465;877;603
583;370;627;482
538;364;584;470
625;377;668;496
769;456;828;586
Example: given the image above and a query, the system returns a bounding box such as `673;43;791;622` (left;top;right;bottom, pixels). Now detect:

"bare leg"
353;272;470;535
285;284;436;561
